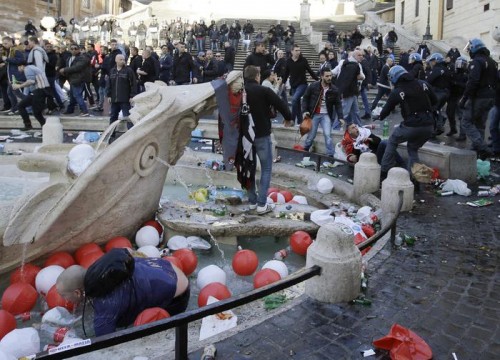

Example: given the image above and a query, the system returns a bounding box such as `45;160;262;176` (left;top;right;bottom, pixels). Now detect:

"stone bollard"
305;223;361;303
42;116;63;145
353;153;380;200
381;167;414;213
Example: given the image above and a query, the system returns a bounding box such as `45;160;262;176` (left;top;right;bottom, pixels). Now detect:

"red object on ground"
46;285;75;312
78;250;104;269
198;282;231;307
74;243;102;265
143;220;163;236
361;224;375;238
373;323;433;360
10;263;41;287
279;190;293;203
232;249;259;276
44;252;76;269
293;144;305;151
290;231;313;256
354;233;366;245
172;248;198;276
253;269;281;289
104;236;133;252
268;191;285;203
266;187;280;196
431;168;440;180
134;307;170;326
162;256;184;272
0;309;16;340
1;282;38;315
360;246;372;256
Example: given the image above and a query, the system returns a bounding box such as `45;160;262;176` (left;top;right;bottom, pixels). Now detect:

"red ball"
74;243;102;265
143;220;163;236
172;248;198;276
161;256;184;272
134;307;170;326
46;285;75;312
1;283;38;315
44;252;76;269
0;310;16;340
279;190;293;203
79;250;104;269
105;237;133;252
10;263;41;287
253;269;281;289
268;191;286;204
232;249;258;276
267;187;280;196
198;282;231;307
290;231;313;256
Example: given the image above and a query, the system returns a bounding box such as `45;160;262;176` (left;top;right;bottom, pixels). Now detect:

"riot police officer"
447;57;468;138
376;65;438;184
408;53;425;80
459;38;498;159
426;53;451;135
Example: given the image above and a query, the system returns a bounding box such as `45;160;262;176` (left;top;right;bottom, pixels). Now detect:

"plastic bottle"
11;75;18;85
15;311;43;322
40;323;77;343
273;247;290;261
369;208;383;224
382;120;389;139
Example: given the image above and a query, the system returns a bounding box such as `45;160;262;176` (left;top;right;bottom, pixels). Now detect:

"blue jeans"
360;87;370;116
342;95;361;126
381;124;434;173
291;84;308;124
196;38;204;52
66;83;88;114
304;113;334;156
247;135;273;207
110;101;131;124
489;105;500;153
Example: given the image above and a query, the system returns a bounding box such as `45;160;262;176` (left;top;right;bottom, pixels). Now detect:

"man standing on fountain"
239;66;292;215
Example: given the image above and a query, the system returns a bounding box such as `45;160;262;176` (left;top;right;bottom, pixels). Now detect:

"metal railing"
36;265;322;359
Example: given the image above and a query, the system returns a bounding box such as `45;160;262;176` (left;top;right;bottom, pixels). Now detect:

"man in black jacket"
170;42;198;85
301;68;344;157
243;40;275;71
283;45;319;126
44;42;64;109
136;48;157;92
59;44;90;116
223;41;235;72
242;66;292;214
376;66;437;180
425;53;451;135
107;54;136;126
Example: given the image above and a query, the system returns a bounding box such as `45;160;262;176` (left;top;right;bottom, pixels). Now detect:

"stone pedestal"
381;167;414;213
300;2;311;25
353;153;380;200
42;117;64;145
305;223;361;303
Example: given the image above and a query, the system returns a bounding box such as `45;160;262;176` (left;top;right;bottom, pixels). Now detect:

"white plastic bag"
42;306;81;326
440;179;471;196
311;209;335;226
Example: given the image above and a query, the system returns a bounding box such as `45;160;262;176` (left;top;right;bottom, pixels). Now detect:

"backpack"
84;248;135;298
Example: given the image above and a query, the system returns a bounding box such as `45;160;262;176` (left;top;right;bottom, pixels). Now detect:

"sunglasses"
70;47;79;50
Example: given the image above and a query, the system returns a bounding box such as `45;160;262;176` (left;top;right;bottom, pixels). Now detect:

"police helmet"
465;38;486;56
388;65;408;85
454;56;468;70
409;52;422;63
426;53;445;63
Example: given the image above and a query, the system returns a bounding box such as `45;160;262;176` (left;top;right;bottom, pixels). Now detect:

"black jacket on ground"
107;66;137;103
283;55;318;88
380;73;438;127
245;80;292;138
301;81;343;121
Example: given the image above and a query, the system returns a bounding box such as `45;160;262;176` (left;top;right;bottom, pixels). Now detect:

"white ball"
0;350;16;360
67;144;95;176
292;195;308;205
167;235;188;250
0;328;40;358
197;265;226;289
317;178;334;194
262;260;289;279
137;245;161;258
35;265;64;295
135;226;160;248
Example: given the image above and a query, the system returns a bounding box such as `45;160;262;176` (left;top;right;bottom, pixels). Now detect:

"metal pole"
423;0;433;40
175;324;188;360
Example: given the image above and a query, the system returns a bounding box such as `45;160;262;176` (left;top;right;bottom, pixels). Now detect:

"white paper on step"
199;296;238;341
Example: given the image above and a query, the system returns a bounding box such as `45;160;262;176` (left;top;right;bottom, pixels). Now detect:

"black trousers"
17;88;47;127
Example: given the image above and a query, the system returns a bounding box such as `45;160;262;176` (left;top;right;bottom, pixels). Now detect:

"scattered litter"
440;179;471;196
263;293;288;310
33;131;42;138
296;157;316;168
466;199;494;207
10;134;31;139
452;353;458;360
72;131;100;144
350;295;372;306
373;323;432;360
362;349;376;357
477;159;490;178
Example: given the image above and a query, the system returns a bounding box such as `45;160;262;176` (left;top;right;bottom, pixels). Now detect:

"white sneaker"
248;203;257;210
257;203;275;215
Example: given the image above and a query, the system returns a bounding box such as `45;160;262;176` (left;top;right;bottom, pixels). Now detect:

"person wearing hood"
374;65;438;184
26;37;48;72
